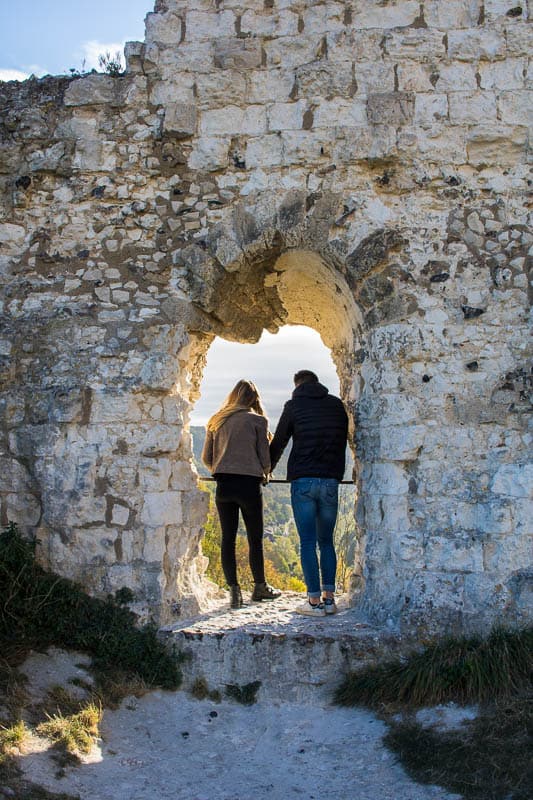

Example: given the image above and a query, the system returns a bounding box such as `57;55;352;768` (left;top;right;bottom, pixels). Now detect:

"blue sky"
0;0;153;80
0;1;339;423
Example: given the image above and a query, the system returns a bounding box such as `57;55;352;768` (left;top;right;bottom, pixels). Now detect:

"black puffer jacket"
270;382;348;482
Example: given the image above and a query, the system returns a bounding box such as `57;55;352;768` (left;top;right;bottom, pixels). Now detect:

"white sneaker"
295;600;326;617
323;598;338;615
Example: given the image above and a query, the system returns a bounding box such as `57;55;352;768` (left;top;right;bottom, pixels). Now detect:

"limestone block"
327;29;384;63
182;490;209;527
377;425;426;461
498;91;533;126
447;29;506;61
90;391;142;424
138;458;172;492
214;38;262;70
145;12;184;45
143;527;167;562
247;69;295;104
351;1;419;29
200;105;266;136
171;461;199;491
433;63;478;92
484;0;527;19
164;103;197;137
505;24;533;56
139;424;182;457
124;41;144;73
263;36;319;70
110;502;130;527
466;124;528;166
366;462;409;496
396;63;434;92
404;572;466;625
414;94;448;127
483;533;533;575
314;99;367;128
64;75;123;106
195;70;247;107
267;101;307;132
150;75;195;105
186;10;236;40
301;2;344;35
159;41;214;74
188;137;229;171
27;143;66;172
448;92;497;125
383;30;446;60
0;223;25;246
367;92;415;125
479;59;526;90
424;534;484;573
141;492;182;526
475;501;513;535
246;135;284;168
398;124;468;165
352;63;396;96
423;0;482;28
240;9;299;37
491;463;533;497
139;354;179;391
333;124;397;163
279;130;333;165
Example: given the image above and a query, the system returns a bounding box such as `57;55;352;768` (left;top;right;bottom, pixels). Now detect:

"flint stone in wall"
214;38;262;70
163;103;197;137
64;75;125;106
367;92;415;126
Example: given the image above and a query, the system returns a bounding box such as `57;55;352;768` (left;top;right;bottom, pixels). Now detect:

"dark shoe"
230;584;243;609
251;582;281;601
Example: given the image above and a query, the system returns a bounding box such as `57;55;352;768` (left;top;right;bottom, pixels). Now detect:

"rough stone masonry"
0;0;531;633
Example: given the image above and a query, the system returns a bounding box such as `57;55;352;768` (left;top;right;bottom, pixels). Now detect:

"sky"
192;327;339;426
0;0;154;80
0;2;339;425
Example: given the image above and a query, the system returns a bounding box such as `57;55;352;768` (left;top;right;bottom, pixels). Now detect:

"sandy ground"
16;650;463;800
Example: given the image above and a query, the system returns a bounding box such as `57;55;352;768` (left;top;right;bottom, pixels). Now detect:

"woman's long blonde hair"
207;379;267;432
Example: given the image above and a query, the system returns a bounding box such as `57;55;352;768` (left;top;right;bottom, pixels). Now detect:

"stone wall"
0;0;531;631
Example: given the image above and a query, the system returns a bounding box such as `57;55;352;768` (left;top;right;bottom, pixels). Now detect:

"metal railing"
200;477;354;484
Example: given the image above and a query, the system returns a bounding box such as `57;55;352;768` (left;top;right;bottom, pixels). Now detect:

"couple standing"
201;370;348;617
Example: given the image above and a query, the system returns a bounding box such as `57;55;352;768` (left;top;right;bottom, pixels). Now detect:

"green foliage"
385;696;532;800
98;50;123;76
335;626;533;708
225;681;261;705
0;523;182;691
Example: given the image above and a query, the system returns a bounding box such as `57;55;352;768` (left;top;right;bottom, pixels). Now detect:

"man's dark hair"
294;370;319;386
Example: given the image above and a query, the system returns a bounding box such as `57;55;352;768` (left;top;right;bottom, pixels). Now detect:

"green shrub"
0;522;182;691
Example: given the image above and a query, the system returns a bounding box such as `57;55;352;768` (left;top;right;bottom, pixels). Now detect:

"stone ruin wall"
0;0;531;633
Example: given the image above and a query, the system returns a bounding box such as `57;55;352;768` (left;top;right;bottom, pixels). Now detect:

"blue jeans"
291;478;338;598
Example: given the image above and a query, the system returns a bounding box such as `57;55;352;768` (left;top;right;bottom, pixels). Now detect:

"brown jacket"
201;410;271;478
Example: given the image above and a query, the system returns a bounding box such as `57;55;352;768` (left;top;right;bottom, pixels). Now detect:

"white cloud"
80;40;125;71
0;68;31;82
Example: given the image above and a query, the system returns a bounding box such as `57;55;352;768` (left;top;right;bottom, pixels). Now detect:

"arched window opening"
189;325;359;600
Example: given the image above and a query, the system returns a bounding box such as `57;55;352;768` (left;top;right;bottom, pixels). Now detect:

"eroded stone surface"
0;0;531;633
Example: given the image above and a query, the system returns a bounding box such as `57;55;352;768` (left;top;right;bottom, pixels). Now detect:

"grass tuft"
385;695;532;800
0;720;30;754
334;626;533;708
190;677;222;703
36;704;102;756
225;681;261;705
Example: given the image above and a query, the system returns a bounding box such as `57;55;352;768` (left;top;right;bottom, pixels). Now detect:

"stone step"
160;593;410;704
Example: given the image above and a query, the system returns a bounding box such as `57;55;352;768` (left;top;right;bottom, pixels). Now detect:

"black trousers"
214;474;265;587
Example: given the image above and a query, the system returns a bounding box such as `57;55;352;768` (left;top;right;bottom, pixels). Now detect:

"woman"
202;379;281;609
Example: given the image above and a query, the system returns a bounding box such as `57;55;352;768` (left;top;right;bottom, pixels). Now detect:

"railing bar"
199;477;354;484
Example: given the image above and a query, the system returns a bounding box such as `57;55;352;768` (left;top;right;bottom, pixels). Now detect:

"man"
270;370;349;616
